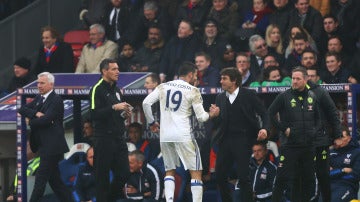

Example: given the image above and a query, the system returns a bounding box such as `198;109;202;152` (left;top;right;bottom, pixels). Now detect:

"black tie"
37;96;44;110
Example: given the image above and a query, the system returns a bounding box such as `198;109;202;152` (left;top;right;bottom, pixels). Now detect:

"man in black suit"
18;72;72;202
212;67;269;202
100;0;130;43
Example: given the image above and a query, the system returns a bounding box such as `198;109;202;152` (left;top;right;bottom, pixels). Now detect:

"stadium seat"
63;30;89;68
59;143;90;187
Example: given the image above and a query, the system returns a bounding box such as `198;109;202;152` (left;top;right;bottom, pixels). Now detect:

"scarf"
43;42;58;63
187;2;195;18
251;6;272;24
90;40;104;49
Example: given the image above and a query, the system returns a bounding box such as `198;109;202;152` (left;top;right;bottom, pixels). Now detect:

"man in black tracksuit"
292;80;342;201
308;81;342;201
90;58;132;202
269;67;320;202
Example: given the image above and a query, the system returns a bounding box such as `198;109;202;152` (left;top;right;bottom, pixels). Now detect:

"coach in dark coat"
18;72;71;202
212;67;269;202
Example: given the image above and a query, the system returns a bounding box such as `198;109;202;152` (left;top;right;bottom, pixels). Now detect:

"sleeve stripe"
91;79;103;110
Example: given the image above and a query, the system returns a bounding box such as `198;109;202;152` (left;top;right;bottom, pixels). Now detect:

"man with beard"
143;62;219;202
133;25;164;73
159;20;201;82
301;49;318;69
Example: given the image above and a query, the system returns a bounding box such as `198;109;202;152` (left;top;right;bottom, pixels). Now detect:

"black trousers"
272;146;315;202
30;154;72;202
315;146;331;202
215;137;254;202
94;137;130;202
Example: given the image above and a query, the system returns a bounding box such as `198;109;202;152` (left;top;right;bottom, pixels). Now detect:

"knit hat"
14;57;31;70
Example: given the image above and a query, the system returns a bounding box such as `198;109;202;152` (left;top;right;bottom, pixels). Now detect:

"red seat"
64;30;89;68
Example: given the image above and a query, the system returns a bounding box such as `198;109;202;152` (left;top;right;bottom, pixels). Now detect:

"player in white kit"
143;62;219;202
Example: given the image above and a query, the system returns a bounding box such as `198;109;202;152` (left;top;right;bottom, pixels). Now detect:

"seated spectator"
321;52;350;84
320;36;352;71
133;25;164;73
250;66;291;87
201;19;229;70
249;35;269;78
127;122;157;162
284;32;311;75
330;0;360;56
330;125;360;201
144;73;160;89
269;0;294;37
76;24;118;73
235;53;255;87
265;24;284;56
100;0;130;43
175;0;210;34
33;26;74;75
288;0;322;49
221;44;236;68
159;19;201;82
117;41;137;72
307;67;323;84
6;139;40;202
301;49;318;69
319;14;340;55
240;0;272;37
73;147;96;202
82;119;94;146
7;57;35;93
194;52;220;87
207;0;239;42
284;25;317;59
127;1;172;48
120;150;162;202
234;141;277;202
263;54;280;69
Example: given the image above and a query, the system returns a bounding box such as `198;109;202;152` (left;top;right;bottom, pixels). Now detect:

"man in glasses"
249;35;284;79
249;35;269;79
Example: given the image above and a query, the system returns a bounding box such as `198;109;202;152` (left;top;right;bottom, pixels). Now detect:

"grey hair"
38;72;55;84
90;23;105;34
129;150;146;162
249;34;264;53
144;1;158;11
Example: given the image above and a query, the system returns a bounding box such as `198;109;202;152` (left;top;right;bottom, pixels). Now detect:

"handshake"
209;104;220;119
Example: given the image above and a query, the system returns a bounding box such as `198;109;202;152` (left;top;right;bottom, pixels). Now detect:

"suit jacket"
212;88;270;145
18;91;69;156
33;41;74;75
100;3;130;42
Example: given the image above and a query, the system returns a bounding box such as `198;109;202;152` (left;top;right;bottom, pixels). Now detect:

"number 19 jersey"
143;79;209;142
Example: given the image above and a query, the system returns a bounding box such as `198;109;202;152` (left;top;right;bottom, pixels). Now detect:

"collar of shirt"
41;90;53;102
256;56;263;66
226;87;239;104
242;71;251;84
